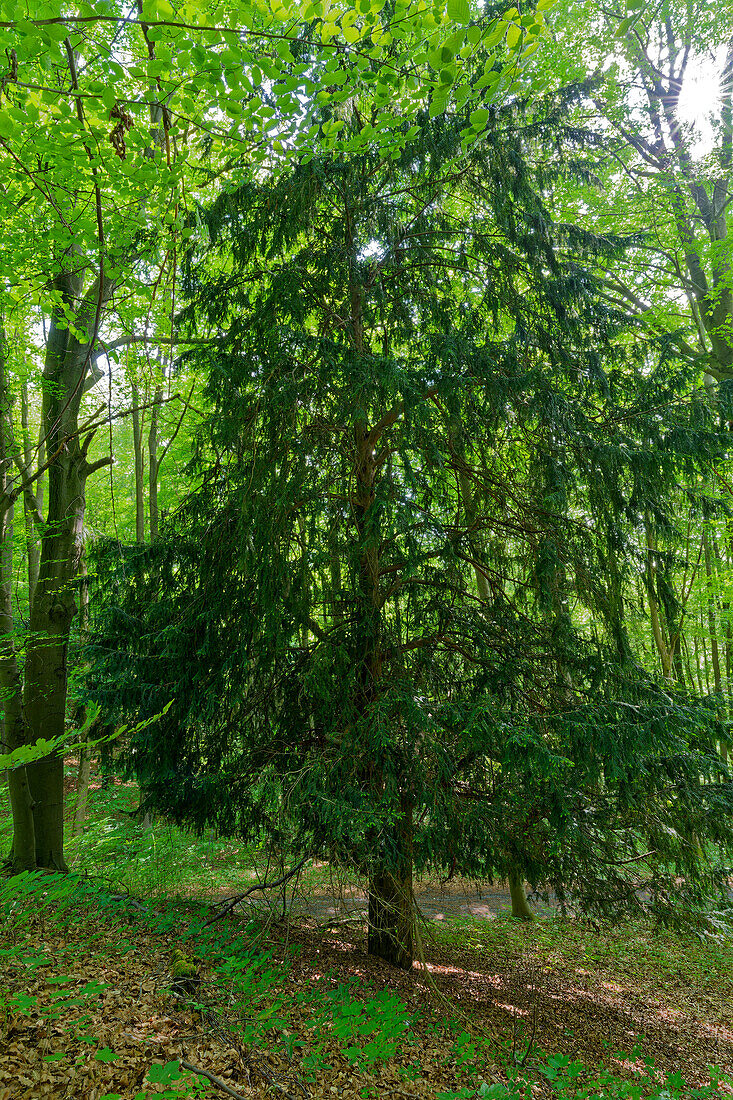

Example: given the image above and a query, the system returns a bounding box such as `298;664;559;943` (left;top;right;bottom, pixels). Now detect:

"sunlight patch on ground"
417;961;494;982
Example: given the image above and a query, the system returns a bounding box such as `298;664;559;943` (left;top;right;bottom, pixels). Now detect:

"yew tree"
0;0;538;870
87;92;733;966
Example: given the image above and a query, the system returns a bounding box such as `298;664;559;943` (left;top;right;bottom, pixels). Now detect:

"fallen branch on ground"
204;856;311;926
181;1060;249;1100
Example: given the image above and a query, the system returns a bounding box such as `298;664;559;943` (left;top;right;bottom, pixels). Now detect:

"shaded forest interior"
2;0;733;1096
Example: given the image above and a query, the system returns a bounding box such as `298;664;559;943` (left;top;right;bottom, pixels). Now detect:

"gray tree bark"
148;385;162;542
0;335;35;871
20;381;41;603
17;266;115;870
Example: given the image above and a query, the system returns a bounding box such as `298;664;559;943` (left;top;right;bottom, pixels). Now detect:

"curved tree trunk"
508;869;534;921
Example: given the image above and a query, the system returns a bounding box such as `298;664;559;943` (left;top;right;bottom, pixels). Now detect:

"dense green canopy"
86;94;733;965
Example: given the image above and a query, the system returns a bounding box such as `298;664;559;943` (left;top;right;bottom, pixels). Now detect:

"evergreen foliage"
86;95;733;964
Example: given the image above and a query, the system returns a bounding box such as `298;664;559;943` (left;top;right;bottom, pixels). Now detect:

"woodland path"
213;872;558;924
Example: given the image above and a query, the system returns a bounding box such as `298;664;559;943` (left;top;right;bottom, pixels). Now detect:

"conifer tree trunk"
368;794;414;970
456;457;533;921
353;417;414;968
339;194;415;968
508;870;534;921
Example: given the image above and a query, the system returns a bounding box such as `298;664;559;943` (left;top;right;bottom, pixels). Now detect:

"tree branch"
204;857;311;926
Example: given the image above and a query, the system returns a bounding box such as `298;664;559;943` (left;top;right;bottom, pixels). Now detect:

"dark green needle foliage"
87;96;733;964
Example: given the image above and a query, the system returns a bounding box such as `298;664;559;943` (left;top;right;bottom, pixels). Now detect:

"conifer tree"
87;96;733;966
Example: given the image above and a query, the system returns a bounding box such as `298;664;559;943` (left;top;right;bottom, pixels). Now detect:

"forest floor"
1;773;732;1099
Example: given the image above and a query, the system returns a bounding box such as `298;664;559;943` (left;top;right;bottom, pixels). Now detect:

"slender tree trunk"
681;635;696;696
695;633;708;690
298;511;309;648
645;517;672;681
72;744;91;839
693;630;705;695
72;552;92;838
715;533;732;734
602;523;633;663
148;386;162;541
131;381;145;543
703;527;723;696
130;385;152;822
132;383;161;826
20;381;40;603
672;632;687;689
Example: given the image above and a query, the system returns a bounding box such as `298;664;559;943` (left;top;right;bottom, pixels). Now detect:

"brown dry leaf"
1;878;731;1100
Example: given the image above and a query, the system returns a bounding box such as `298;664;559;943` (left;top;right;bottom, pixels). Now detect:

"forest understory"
1;774;730;1100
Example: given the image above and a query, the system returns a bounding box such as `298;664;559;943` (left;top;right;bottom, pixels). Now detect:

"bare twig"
610;849;657;867
204;857;310;926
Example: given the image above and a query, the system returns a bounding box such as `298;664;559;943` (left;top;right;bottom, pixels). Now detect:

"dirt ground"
288;874;555;924
273;914;733;1091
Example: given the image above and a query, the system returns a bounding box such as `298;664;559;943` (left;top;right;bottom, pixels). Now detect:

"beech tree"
541;0;733;382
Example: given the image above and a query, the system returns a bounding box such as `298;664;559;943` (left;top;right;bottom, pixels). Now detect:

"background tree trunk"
20;381;40;602
131;380;146;544
72;551;92;838
148;385;162;541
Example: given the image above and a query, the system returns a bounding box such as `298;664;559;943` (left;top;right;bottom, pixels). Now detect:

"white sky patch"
678;43;728;155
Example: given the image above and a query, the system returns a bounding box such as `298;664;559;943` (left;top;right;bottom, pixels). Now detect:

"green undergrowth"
0;870;728;1099
8;771;336;901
